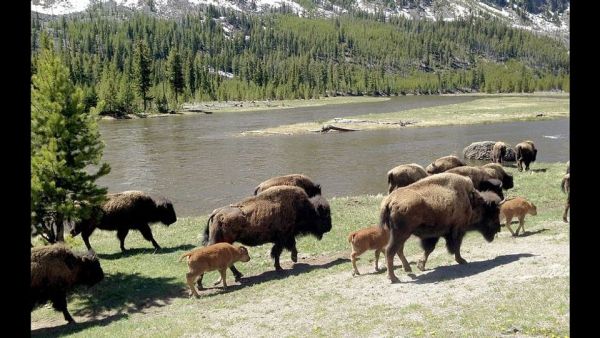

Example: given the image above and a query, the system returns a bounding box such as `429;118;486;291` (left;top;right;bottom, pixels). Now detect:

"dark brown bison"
481;163;515;189
561;173;570;223
425;155;466;175
31;244;104;323
379;173;503;283
387;163;428;194
70;191;177;252
492;141;507;164
254;174;321;197
202;185;332;280
515;140;537;171
445;166;506;199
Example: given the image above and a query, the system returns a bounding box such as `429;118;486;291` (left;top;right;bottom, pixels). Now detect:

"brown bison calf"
387;163;428;193
348;225;392;276
70;190;177;253
180;243;250;297
561;173;570;223
499;197;537;236
379;173;502;283
254;174;322;197
31;244;104;323
425;155;466;175
515;140;537;172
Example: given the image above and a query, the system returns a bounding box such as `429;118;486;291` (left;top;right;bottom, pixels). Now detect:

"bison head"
70;206;102;237
471;190;502;242
305;183;322;198
76;252;104;288
425;163;437;175
501;173;514;190
154;197;177;226
478;179;504;200
309;195;332;239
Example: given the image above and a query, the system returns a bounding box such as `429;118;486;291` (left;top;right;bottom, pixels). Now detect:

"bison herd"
32;138;571;323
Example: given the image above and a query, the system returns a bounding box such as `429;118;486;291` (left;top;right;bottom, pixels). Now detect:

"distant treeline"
31;5;569;114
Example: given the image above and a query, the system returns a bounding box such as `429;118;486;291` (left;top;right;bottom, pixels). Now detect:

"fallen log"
317;124;358;132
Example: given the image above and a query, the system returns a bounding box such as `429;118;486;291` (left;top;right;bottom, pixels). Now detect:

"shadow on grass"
31;313;128;337
407;253;535;284
97;244;195;260
32;271;186;335
514;228;549;237
195;257;350;298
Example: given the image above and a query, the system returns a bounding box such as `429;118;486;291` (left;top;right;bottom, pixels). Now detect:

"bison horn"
498;198;507;206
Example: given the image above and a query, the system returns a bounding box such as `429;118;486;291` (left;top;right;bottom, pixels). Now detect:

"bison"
445;166;506;199
562;173;570;223
515;140;537;172
379;173;503;283
425;155;466;175
70;190;177;252
499;197;537;236
348;225;395;276
202;185;332;281
481;163;515;189
387;163;428;194
31;244;104;323
492;141;507;164
254;174;321;197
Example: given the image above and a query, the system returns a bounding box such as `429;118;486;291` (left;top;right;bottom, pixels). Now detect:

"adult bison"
379;173;503;283
254;174;321;197
561;173;570;223
515;140;537;171
425;155;466;175
492;141;507;164
481;163;514;190
202;185;332;280
70;191;177;252
31;244;104;323
445;166;506;199
387;163;428;193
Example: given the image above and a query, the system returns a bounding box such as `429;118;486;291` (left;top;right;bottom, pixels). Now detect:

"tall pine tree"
133;39;152;111
31;44;110;243
167;47;184;104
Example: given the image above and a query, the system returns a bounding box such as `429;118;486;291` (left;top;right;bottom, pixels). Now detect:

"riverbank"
241;94;569;136
32;162;569;337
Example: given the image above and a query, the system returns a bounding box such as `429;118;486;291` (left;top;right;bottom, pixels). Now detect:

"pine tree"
31;45;110;243
133;39;152;111
167;47;184;104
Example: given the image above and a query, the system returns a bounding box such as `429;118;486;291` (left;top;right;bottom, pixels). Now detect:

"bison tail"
561;175;568;193
253;186;260;196
179;252;192;262
347;232;356;243
515;146;522;160
379;203;391;230
202;214;215;246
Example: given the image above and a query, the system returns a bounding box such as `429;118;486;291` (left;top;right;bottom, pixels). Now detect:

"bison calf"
31;244;104;323
348;225;391;276
499;197;537;236
180;243;250;297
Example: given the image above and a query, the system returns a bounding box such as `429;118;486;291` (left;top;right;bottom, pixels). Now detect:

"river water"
97;96;569;217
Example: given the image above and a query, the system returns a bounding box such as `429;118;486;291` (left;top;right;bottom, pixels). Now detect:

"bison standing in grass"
70;191;177;253
425;155;466;175
445;166;506;199
203;185;332;281
561;173;570;223
387;163;428;193
254;174;322;197
492;141;508;164
515;140;537;171
379;173;503;283
31;244;104;323
481;163;514;190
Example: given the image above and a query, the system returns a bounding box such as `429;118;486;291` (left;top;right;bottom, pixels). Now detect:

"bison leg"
117;228;130;252
446;232;467;265
219;269;228;288
375;249;382;272
417;237;440;271
284;237;298;263
350;248;364;276
51;293;75;323
81;228;95;251
563;201;570;223
271;243;285;271
187;272;200;297
517;160;523;172
504;216;516;236
515;216;525;236
138;223;161;251
229;265;243;282
386;228;410;283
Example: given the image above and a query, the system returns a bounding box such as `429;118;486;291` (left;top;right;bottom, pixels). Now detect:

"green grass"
248;94;569;135
31;162;570;337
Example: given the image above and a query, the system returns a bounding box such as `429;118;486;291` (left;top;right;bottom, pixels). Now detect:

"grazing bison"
348;225;390;276
492;141;507;164
379;173;503;283
481;163;514;189
561;173;570;223
180;243;251;297
425;155;466;175
202;185;332;280
387;163;428;193
70;191;177;252
445;166;506;199
499;197;537;236
515;140;537;171
31;244;104;323
254;174;321;197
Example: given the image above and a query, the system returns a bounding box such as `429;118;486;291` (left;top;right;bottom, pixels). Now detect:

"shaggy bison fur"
492;141;507;164
515;140;537;171
387;163;428;193
562;173;570;223
425;155;466;175
254;174;321;197
379;173;502;283
481;163;514;189
31;244;104;323
202;185;332;280
70;190;177;252
445;166;506;199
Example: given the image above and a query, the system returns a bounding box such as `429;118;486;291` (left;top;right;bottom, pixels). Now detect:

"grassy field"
245;95;569;135
31;162;570;337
